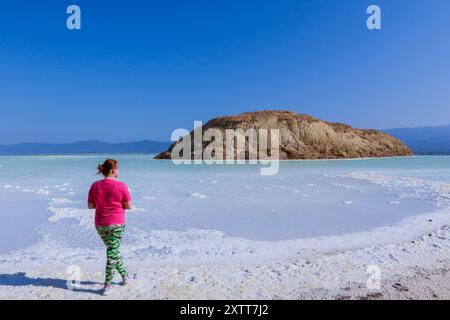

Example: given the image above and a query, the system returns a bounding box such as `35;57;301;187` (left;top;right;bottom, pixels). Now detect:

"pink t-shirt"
88;179;131;226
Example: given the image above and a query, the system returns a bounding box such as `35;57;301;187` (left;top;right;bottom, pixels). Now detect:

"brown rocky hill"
154;110;412;160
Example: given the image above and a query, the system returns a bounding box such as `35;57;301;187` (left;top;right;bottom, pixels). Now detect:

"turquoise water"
0;155;449;254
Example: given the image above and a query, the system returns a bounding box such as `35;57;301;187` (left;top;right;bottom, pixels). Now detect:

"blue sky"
0;0;449;144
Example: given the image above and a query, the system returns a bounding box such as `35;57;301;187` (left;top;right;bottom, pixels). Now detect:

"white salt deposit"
0;155;449;299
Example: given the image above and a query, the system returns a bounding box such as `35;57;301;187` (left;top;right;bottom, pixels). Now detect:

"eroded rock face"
154;110;412;160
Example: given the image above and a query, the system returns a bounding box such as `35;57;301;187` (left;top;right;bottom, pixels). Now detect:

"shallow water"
0;155;449;254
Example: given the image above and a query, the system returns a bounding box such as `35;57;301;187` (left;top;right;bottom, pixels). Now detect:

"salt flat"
0;155;449;299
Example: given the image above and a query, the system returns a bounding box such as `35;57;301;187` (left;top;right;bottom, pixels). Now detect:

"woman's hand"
88;202;96;209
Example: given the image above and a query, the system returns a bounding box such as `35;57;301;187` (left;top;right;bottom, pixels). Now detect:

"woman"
88;159;132;296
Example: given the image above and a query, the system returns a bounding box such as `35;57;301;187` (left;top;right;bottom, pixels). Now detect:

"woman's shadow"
0;272;103;295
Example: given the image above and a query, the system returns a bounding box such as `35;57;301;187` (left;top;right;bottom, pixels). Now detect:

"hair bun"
96;159;118;176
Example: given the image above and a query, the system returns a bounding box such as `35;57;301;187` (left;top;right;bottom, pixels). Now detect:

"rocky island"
155;110;412;160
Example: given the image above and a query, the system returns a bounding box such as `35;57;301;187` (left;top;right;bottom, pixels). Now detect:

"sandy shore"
1;223;448;300
1;171;449;300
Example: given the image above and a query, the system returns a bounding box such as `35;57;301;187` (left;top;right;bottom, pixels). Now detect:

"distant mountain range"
384;125;450;155
0;140;171;155
1;123;450;156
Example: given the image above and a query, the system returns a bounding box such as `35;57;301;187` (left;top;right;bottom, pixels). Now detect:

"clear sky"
0;0;449;144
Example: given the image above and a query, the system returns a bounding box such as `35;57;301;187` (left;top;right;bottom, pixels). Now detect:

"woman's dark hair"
97;159;118;176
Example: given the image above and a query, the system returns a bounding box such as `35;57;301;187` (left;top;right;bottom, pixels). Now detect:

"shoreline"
1;159;449;299
1;186;449;299
0;223;448;300
2;187;448;267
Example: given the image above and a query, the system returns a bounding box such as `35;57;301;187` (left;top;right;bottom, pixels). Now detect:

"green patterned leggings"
96;224;127;285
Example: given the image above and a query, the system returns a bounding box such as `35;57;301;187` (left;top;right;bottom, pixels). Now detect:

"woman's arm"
88;184;96;209
122;183;132;210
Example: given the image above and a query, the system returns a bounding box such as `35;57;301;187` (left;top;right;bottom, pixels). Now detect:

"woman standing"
88;159;132;296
